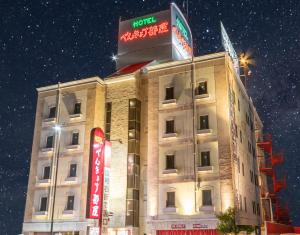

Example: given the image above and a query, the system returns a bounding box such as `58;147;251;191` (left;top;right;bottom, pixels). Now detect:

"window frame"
43;165;51;180
66;195;75;211
166;191;175;208
165;154;175;170
197;81;208;95
69;163;77;178
73;102;81;115
165;119;175;134
165;86;174;100
39;196;48;212
199;115;209;130
71;131;79;145
202;189;212;206
46;135;54;148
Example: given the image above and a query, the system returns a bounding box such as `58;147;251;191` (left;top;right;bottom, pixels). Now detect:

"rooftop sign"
117;3;193;69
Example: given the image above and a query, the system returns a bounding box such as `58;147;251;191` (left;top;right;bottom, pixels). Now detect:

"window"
43;166;51;179
238;99;240;111
165;87;174;100
105;102;112;140
71;132;79;145
166;192;175;207
242;163;244;176
252;201;256;214
200;151;210;167
202;190;212;206
66;195;74;210
240;130;243;143
250;170;253;183
197;81;207;95
200;115;209;130
40;197;48;211
49;106;56;118
239;194;242;210
244;197;247;212
257;203;260;215
69;164;77;177
166;120;175;134
166;155;175;169
46;135;54;148
74;102;81;114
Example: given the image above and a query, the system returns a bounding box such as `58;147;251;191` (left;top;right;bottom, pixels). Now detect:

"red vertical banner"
87;128;105;220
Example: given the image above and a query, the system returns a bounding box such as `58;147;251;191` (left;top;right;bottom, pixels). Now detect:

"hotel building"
22;3;267;235
22;52;264;235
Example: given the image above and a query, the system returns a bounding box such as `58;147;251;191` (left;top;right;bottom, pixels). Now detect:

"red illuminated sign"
120;21;169;42
87;128;106;219
172;26;192;56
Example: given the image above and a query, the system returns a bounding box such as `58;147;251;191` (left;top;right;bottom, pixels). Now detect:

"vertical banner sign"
87;128;105;220
101;141;111;234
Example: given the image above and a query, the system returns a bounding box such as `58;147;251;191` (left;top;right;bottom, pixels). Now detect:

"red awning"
108;61;153;77
157;230;217;235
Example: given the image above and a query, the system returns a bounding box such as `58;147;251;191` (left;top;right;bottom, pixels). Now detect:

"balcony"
197;129;212;135
163;169;178;175
163;206;177;213
69;113;82;120
65;176;78;184
162;99;177;105
65;144;80;150
62;210;75;216
40;147;54;153
33;209;48;217
162;132;177;139
197;166;213;172
42;117;56;124
195;94;209;100
36;177;51;186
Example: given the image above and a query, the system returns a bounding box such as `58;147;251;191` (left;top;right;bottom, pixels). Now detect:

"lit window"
165;87;174;100
71;132;79;145
200;151;210;167
49;106;56;118
166;155;175;170
74;102;81;114
197;81;207;95
166;192;175;207
200;115;209;130
43;166;51;179
202;190;212;206
166;120;175;134
46;135;54;148
40;197;48;211
66;195;74;210
69;164;77;177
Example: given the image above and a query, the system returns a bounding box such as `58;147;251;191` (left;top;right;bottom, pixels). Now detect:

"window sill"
65;176;78;182
195;94;209;99
40;147;54;153
36;178;51;184
69;113;82;119
197;129;212;135
43;117;56;123
163;133;177;138
199;206;214;212
62;210;75;215
163;169;178;175
66;144;80;150
162;99;177;105
164;207;177;213
197;166;213;172
34;211;48;216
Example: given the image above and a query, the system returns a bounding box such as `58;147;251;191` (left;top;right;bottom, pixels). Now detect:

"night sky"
0;0;299;234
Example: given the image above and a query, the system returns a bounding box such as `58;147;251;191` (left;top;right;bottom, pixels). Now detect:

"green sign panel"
132;16;157;29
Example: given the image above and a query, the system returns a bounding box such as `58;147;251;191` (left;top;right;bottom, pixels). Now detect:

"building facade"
22;52;263;235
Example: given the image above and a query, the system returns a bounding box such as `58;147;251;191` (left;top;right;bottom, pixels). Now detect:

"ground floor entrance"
157;230;217;235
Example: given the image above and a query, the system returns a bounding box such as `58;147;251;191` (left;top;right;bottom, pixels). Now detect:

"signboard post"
87;128;111;235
